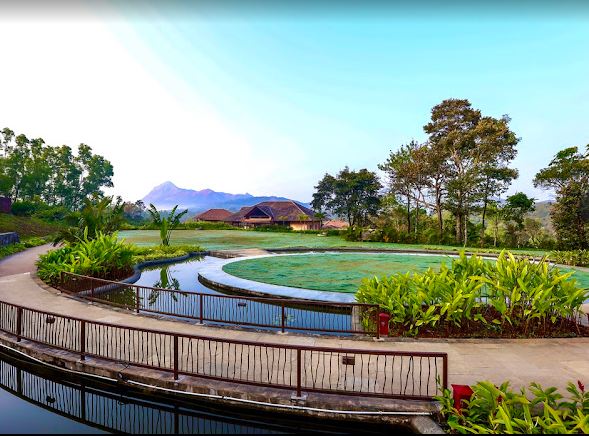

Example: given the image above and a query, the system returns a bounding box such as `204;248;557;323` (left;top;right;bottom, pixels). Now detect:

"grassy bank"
118;229;548;255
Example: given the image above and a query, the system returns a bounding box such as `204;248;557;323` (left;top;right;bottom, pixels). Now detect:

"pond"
99;257;359;335
0;349;404;434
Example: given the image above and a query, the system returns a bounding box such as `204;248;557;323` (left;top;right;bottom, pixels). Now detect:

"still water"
0;349;402;434
99;257;356;335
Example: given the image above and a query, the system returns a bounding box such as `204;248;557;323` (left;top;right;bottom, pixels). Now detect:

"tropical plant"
37;232;134;284
356;251;588;337
146;204;188;246
436;380;589;434
550;250;589;267
53;196;124;244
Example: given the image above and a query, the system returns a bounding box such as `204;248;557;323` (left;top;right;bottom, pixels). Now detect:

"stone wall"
0;232;19;247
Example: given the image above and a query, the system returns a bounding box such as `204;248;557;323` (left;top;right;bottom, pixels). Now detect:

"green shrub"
36;232;134;284
356;251;588;337
11;200;41;217
131;244;204;264
549;250;589;267
182;221;236;230
437;380;589;434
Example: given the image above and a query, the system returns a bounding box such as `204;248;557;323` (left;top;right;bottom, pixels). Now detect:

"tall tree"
423;99;519;245
534;146;589;249
312;167;382;227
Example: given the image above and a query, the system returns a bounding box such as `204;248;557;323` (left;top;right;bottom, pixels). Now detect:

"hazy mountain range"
142;181;308;214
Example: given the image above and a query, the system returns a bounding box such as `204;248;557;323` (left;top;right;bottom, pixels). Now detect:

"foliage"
146;204;188;246
311;167;382;227
36;232;134;284
549;250;589;267
0;213;61;238
355;251;588;337
437;380;589;434
53;196;124;244
534;145;589;250
131;244;203;264
0;236;50;260
0;127;114;209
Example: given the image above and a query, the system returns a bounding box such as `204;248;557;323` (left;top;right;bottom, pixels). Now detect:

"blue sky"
1;2;588;202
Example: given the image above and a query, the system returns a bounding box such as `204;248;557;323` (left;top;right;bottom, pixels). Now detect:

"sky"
0;1;588;203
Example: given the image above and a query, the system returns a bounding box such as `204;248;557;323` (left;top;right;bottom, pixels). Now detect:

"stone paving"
0;247;587;394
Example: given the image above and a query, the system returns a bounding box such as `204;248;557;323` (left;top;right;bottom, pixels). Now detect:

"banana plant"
147;204;188;246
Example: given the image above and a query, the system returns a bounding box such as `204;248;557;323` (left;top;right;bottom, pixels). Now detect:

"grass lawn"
118;229;548;255
223;252;454;292
223;252;589;293
0;214;61;238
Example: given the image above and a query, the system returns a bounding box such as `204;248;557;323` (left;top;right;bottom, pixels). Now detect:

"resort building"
322;219;349;230
193;208;233;222
224;201;321;230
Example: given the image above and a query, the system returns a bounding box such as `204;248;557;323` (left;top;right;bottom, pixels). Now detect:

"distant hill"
529;200;554;232
142;181;309;214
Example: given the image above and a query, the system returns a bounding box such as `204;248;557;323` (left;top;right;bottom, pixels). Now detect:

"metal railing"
0;355;294;434
0;299;448;400
57;272;380;337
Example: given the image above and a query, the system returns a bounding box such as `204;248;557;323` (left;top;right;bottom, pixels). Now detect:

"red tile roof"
193;208;233;221
224;201;319;224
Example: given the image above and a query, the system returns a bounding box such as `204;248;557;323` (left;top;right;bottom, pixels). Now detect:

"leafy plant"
53;196;124;244
146;204;188;246
549;250;589;267
356;251;589;337
37;232;134;284
436;380;589;434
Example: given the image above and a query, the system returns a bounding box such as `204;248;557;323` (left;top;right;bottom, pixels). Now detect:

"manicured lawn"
223;252;589;293
223;252;455;293
118;229;547;255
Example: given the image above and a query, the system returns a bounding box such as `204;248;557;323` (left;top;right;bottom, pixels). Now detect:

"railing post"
173;335;179;380
90;278;95;300
135;287;140;314
16;307;22;342
296;349;302;397
80;320;86;361
442;354;448;392
199;294;204;324
375;307;380;340
281;304;286;334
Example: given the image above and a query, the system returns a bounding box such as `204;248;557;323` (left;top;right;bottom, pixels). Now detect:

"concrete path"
0;246;587;394
0;244;52;277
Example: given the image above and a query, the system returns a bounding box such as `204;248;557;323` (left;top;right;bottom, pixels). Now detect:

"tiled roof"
224;201;319;223
322;219;349;229
193;208;233;221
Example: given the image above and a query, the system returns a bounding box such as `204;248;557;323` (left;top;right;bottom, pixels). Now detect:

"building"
193;208;233;222
224;201;320;230
322;219;349;230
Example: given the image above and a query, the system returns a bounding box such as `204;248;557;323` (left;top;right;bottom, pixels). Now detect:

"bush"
182;221;236;230
36;232;134;284
549;250;589;267
437;380;589;434
131;244;204;264
11;200;41;217
356;251;588;337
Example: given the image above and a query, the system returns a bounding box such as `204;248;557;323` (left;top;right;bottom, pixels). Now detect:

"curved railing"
57;272;381;337
0;299;448;400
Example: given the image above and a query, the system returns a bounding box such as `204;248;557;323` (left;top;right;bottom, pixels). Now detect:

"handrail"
57;272;381;337
0;299;448;400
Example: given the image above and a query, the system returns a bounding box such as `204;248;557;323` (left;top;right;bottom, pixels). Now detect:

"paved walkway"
0;246;587;393
0;243;52;277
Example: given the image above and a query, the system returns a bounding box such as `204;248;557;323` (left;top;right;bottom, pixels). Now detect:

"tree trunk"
406;196;411;234
436;191;443;242
480;200;488;247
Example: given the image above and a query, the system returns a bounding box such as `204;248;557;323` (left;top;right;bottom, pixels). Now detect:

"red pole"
80;320;86;361
16;307;22;342
296;349;302;397
173;335;179;380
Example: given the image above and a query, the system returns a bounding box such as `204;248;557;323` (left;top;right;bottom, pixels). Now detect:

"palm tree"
147;204;188;246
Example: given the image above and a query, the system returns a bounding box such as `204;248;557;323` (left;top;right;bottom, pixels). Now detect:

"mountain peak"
142;181;308;213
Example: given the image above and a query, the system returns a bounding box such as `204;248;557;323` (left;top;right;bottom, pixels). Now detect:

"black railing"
0;299;448;400
57;272;380;337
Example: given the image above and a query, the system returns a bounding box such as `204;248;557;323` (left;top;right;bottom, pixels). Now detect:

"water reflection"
0;350;399;434
100;257;357;335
